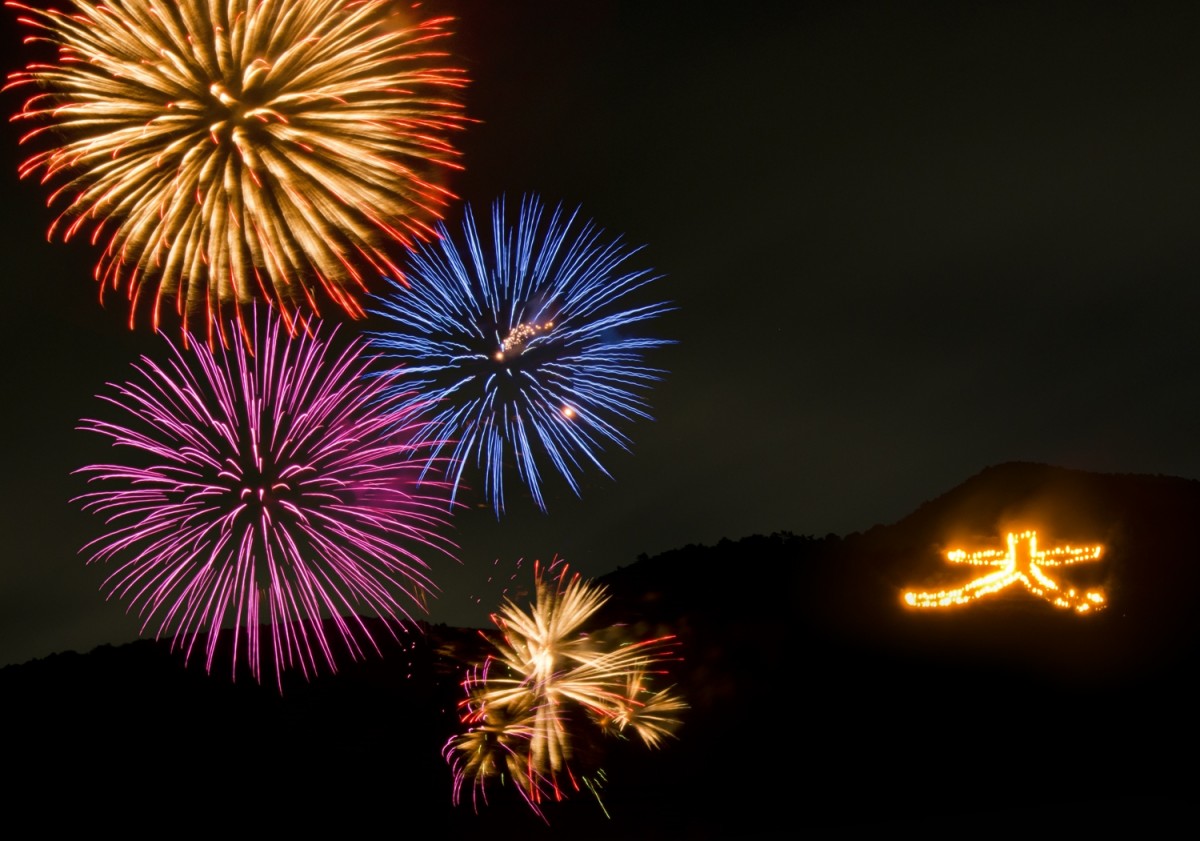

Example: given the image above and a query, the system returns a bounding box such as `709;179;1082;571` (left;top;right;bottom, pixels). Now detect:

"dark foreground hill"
3;462;1196;837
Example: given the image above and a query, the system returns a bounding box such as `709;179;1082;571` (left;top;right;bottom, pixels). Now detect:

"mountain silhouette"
3;462;1194;836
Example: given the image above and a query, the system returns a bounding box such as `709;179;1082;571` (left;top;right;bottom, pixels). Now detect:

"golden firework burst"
7;0;470;335
444;559;686;817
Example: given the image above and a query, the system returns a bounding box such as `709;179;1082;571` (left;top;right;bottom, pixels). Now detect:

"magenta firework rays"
75;311;457;688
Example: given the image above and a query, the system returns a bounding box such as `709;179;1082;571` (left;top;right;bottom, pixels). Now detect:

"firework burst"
7;0;469;333
75;310;457;689
444;559;685;818
369;195;674;515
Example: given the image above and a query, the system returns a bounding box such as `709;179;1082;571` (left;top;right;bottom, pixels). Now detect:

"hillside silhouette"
3;462;1195;836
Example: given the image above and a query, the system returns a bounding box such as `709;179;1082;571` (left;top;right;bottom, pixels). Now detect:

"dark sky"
2;0;1199;669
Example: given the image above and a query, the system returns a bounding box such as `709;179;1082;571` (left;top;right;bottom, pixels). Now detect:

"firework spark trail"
369;195;674;515
7;0;469;335
444;559;685;818
76;310;458;689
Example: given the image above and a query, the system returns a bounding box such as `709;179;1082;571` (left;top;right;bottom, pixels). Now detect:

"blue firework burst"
368;195;673;514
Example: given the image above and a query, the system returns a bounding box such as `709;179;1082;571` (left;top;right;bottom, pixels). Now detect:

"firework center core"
494;321;554;362
229;455;297;517
208;80;276;135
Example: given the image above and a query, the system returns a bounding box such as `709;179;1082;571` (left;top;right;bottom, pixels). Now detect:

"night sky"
2;0;1199;670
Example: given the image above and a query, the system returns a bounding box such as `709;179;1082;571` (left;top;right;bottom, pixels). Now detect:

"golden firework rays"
7;0;470;333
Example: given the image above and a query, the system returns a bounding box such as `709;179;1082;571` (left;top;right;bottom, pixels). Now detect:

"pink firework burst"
75;311;457;689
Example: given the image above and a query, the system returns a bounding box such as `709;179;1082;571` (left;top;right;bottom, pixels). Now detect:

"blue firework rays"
368;195;673;514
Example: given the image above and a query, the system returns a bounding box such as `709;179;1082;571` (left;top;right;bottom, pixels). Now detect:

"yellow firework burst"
444;559;686;818
7;0;470;333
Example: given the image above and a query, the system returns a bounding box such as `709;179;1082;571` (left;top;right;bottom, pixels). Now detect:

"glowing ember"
903;530;1106;613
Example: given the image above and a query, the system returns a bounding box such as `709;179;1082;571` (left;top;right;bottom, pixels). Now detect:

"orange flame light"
903;530;1106;613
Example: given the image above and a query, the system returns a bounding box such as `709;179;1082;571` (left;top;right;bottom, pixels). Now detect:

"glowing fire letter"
903;530;1106;613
